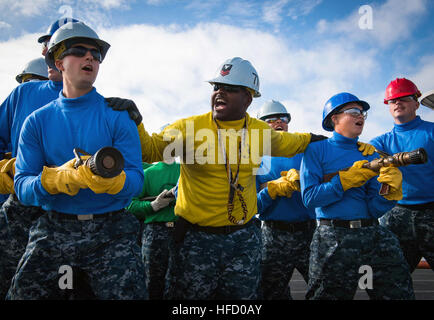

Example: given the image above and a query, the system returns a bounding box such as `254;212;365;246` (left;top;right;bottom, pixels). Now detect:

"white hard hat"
16;58;49;83
207;57;261;97
420;90;434;109
45;21;110;71
257;100;291;121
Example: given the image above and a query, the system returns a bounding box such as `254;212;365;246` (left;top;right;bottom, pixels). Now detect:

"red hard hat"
384;78;422;104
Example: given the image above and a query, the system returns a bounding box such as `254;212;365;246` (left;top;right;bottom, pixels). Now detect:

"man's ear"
55;59;64;73
331;114;338;127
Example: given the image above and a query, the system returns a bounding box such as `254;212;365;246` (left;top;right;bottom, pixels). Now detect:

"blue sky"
0;0;433;139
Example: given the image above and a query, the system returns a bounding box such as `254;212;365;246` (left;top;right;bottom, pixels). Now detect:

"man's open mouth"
214;98;227;110
82;65;93;72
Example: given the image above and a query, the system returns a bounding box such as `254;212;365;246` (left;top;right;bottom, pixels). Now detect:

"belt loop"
349;220;362;228
77;214;94;221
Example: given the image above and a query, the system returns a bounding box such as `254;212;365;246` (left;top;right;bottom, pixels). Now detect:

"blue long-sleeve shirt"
300;131;396;220
14;88;144;215
0;80;63;158
369;116;434;205
256;154;315;222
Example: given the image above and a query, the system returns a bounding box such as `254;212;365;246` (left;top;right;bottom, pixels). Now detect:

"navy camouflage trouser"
7;210;147;300
379;205;434;272
261;222;314;300
307;224;414;300
141;223;176;299
0;195;43;298
171;219;262;300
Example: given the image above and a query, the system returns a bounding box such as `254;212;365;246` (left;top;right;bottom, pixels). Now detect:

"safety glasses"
264;116;289;124
387;96;415;104
213;83;244;93
59;45;102;62
336;108;367;119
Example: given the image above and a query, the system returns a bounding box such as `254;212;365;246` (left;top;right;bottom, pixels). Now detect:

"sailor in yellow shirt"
109;57;372;299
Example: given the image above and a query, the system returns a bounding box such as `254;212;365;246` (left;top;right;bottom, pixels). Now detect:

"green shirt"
127;161;180;223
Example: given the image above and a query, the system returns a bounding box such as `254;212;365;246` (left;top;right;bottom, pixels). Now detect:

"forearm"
257;187;273;215
126;199;153;219
272;131;311;158
14;172;51;207
112;169;144;199
302;175;344;208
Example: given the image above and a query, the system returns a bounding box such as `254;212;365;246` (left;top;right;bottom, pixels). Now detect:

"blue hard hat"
38;17;80;43
322;92;370;131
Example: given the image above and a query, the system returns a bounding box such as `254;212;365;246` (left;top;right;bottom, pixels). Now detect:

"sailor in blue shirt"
7;22;146;300
0;48;63;301
0;18;135;299
300;92;414;300
256;100;316;299
370;78;434;272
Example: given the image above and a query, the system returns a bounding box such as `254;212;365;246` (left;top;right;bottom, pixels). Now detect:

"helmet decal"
220;64;232;76
252;72;258;86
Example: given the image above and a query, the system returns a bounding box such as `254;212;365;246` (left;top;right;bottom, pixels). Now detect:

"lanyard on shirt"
214;116;249;225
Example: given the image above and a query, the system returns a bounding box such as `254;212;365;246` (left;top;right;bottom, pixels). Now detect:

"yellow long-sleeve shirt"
138;112;311;227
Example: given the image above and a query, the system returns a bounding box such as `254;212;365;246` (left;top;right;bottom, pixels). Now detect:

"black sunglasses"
213;83;244;93
59;45;102;62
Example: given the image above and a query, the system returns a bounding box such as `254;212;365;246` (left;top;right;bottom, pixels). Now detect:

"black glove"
310;133;328;143
105;97;143;126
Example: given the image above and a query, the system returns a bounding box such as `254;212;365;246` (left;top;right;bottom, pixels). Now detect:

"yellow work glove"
377;166;403;200
1;157;16;176
339;160;378;192
0;157;16;194
41;159;88;196
0;159;14;194
267;169;300;200
357;142;376;156
76;164;126;195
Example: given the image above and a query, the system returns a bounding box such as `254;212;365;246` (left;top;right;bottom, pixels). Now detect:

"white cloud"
0;33;42;97
86;0;131;10
0;0;51;16
409;55;434;123
0;21;11;29
287;0;322;20
262;0;289;25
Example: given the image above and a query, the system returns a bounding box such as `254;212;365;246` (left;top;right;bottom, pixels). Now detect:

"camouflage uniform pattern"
260;222;314;299
7;210;147;300
141;223;176;299
307;224;415;300
0;195;43;298
379;205;434;272
171;219;262;300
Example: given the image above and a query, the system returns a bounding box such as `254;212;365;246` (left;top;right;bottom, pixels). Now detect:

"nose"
84;50;94;60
